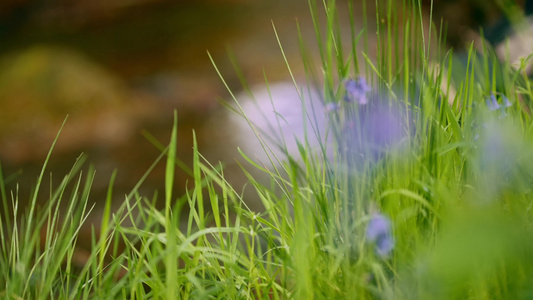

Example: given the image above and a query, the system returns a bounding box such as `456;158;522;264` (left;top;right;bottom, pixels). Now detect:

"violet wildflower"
486;94;500;111
325;102;340;112
344;77;371;104
366;213;394;258
485;93;512;118
502;95;512;108
340;100;407;167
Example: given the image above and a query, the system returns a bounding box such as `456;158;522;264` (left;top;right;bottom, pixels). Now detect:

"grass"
2;0;533;299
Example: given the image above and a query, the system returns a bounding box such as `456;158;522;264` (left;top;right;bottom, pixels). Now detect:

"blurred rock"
494;16;533;75
222;82;328;164
0;45;156;165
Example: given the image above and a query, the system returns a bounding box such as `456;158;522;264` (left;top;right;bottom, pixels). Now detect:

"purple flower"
375;235;395;257
340;101;407;166
486;94;501;111
325;102;340;112
502;95;512;108
366;213;394;258
486;93;512;119
344;77;371;104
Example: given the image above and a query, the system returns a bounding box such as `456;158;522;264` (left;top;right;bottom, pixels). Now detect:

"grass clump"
2;0;533;299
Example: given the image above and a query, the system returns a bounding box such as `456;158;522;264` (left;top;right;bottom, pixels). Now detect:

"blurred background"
0;0;531;240
0;0;329;209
